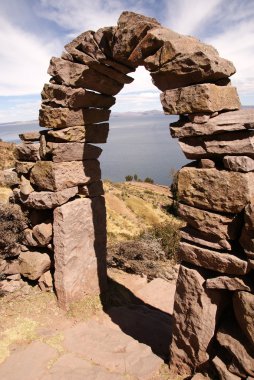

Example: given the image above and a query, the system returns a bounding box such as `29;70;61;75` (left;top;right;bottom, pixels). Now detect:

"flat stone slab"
53;197;107;309
63;319;163;379
46;142;102;162
0;341;57;380
223;156;254;172
178;241;248;275
15;143;40;162
30;160;101;191
16;187;78;209
47;123;109;143
178;167;254;213
39;105;110;129
206;276;253;291
161;84;240;115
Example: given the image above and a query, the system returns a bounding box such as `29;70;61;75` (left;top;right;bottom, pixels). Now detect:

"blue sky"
0;0;254;122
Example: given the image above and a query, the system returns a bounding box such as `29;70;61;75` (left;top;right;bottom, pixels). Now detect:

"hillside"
0;141;15;171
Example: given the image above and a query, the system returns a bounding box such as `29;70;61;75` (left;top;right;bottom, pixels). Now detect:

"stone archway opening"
12;10;254;378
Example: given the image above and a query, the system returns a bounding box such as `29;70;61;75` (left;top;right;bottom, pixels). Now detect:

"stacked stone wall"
1;11;254;378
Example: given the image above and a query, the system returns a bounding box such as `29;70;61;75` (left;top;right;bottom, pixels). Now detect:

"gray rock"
15;143;40;162
46;142;102;162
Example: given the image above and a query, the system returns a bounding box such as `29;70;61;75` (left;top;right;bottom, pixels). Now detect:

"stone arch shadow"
14;11;254;377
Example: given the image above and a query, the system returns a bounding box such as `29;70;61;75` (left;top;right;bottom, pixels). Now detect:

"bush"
144;177;154;184
125;175;133;181
0;204;27;259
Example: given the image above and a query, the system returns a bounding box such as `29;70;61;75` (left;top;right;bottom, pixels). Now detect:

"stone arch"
14;11;254;378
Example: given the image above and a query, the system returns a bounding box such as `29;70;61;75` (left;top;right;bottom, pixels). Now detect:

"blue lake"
0;113;189;185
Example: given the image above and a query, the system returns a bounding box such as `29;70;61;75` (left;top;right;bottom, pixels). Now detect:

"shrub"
144;177;154;184
125;175;133;181
0;204;27;259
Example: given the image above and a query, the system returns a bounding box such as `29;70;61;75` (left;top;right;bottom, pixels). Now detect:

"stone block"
47;123;109;143
30;160;101;191
48;57;123;95
178;167;254;213
32;222;53;246
19;251;51;280
178;241;248;275
46;142;102;162
78;180;104;197
41;83;116;109
15;161;35;175
19;131;41;141
169;265;222;375
16;187;78;209
15;143;40;162
212;356;241;380
53;197;107;309
161;84;240;115
233;291;254;347
39;105;110;129
206;276;253;292
223;156;254;172
180;226;231;250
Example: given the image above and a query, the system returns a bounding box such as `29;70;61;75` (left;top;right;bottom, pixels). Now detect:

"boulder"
180;226;231;250
47;123;109;143
53;197;107;309
30;160;101;191
0;280;23;293
41;83;115;109
178;167;254;213
178;131;254;159
39;105;110;129
20;175;34;196
46;142;102;162
23;228;39;247
199;159;215;168
161;84;240;115
15;143;40;162
38;270;53;292
240;201;254;255
48;57;123;96
223;156;254;172
0;168;19;187
15;161;35;175
206;276;253;291
32;222;53;246
188;112;218;124
19;251;51;280
178;241;248;275
16;186;78;209
233;291;254;347
216;319;254;377
169;265;222;375
178;203;241;241
1;259;20;275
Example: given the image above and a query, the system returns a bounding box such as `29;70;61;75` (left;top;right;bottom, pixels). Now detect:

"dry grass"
0;187;13;203
0;142;15;171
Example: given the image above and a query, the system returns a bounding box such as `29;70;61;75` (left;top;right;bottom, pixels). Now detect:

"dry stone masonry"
1;10;254;379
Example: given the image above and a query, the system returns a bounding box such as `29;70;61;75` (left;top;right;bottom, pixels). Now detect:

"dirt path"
0;269;176;380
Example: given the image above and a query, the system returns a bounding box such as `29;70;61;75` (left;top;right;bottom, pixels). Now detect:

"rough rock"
178;131;254;159
78;180;104;197
23;228;39;247
0;168;19;187
38;270;53;292
20;175;34;196
180;226;231;250
47;123;109;143
150;40;235;91
30;160;101;191
48;57;123;95
217;319;254;377
178;241;248;275
19;251;51;280
199;159;215;168
19;131;41;141
178;203;240;241
169;265;222;375
112;11;160;65
178;167;254;213
170;109;254;138
15;161;35;175
41;83;116;109
240;201;254;255
46;142;102;162
32;222;53;246
0;280;23;293
39;105;110;129
161;84;240;115
1;260;20;275
206;276;253;291
212;356;241;380
53;197;107;309
16;186;78;209
188;112;218;124
15;143;40;162
233;291;254;346
223;156;254;172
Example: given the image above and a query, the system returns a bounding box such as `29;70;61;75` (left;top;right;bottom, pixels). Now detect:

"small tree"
133;174;138;181
125;175;133;181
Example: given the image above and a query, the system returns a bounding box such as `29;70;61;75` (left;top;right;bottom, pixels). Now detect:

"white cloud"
0;99;40;123
0;16;56;96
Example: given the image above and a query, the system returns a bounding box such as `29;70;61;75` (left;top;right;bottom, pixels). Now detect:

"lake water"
0;113;189;185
